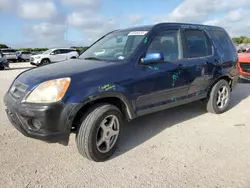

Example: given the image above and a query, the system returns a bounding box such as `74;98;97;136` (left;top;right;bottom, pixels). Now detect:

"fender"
65;91;136;131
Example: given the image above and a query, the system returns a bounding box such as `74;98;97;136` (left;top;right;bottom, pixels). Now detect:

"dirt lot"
1;62;250;188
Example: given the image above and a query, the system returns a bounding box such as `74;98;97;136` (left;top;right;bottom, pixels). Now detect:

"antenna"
65;18;68;45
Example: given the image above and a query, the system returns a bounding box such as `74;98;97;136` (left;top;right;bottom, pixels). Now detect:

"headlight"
35;56;41;59
25;77;71;103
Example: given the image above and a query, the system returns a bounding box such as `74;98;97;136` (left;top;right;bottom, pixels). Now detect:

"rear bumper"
3;92;77;145
5;56;18;60
232;74;239;88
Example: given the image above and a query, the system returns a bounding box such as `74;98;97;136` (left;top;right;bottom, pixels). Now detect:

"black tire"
76;104;123;162
40;58;50;66
205;79;231;114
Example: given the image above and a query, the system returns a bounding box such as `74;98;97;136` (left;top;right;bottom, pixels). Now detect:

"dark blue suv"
4;23;239;161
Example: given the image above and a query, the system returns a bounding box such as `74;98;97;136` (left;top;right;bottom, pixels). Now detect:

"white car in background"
30;48;79;66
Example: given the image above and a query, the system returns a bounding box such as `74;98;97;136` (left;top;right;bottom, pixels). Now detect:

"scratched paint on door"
148;65;159;71
171;97;177;102
172;70;181;86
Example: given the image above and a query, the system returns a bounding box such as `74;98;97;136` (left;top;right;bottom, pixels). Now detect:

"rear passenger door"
180;29;216;98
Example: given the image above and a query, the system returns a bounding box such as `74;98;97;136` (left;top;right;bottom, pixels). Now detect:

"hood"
238;53;250;62
17;58;116;86
31;54;42;58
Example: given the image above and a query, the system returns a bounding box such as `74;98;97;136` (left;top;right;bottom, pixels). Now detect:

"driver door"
50;49;64;62
133;29;190;116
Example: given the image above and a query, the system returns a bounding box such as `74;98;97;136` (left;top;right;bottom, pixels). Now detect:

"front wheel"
76;104;123;162
205;79;231;114
40;59;50;66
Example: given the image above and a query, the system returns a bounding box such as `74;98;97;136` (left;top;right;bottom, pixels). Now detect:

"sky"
0;0;250;48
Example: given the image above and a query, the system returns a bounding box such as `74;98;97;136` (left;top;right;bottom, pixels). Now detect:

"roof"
117;22;223;32
48;48;75;50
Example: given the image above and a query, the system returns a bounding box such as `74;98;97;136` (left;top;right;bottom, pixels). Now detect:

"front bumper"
4;92;75;145
30;58;41;66
0;61;9;69
238;74;250;83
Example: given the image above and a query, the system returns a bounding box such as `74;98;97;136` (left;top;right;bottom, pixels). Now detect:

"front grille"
9;80;28;100
240;62;250;73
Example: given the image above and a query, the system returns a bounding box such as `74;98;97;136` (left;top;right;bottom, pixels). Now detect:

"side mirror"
50;52;55;55
141;52;164;64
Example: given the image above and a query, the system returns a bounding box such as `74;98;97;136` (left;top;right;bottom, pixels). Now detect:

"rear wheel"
205;79;231;114
76;104;123;162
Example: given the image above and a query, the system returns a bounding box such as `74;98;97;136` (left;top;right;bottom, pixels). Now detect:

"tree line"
0;44;89;52
232;36;250;44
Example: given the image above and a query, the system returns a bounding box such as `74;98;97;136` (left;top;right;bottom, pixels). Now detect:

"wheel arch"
41;57;51;62
69;94;136;132
207;75;233;98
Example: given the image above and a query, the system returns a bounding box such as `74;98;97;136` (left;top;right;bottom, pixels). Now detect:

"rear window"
209;30;237;61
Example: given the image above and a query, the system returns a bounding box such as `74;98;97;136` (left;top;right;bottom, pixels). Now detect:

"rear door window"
183;29;213;58
60;49;71;54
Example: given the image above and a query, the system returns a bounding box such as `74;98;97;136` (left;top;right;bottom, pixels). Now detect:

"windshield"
42;49;53;55
79;30;148;61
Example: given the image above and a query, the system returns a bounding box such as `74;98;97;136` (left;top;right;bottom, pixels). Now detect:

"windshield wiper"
84;57;102;61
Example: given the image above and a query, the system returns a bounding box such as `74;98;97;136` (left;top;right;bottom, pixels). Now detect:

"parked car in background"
0;52;9;70
30;48;79;66
4;23;238;162
0;48;18;62
238;53;250;83
31;51;44;55
17;51;32;62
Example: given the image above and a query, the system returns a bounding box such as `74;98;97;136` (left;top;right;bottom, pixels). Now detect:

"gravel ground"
1;62;250;188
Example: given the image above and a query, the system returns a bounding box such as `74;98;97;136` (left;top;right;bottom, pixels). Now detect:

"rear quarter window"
209;30;237;61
